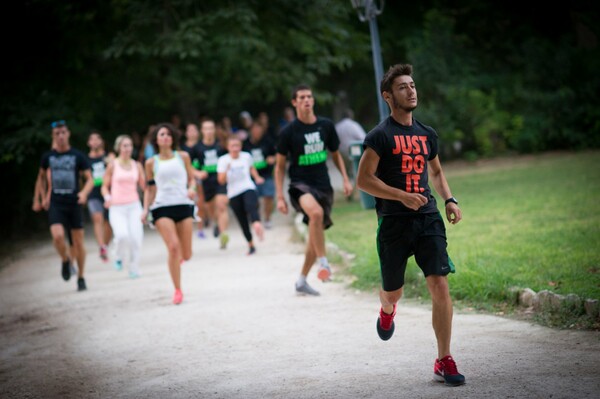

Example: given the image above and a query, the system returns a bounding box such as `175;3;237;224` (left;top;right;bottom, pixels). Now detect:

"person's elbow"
356;169;368;191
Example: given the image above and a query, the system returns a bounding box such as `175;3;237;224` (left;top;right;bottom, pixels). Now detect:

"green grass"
327;151;600;311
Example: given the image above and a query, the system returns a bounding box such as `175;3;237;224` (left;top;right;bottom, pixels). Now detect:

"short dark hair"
151;122;181;153
380;64;413;94
291;84;312;100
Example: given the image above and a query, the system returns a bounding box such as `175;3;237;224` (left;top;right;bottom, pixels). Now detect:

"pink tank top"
110;160;140;205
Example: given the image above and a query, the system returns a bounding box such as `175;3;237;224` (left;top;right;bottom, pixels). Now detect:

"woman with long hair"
142;123;196;305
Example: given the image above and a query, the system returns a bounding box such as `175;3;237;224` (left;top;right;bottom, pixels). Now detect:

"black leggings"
229;190;260;243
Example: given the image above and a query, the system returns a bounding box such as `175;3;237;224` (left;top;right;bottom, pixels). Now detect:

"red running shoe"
376;304;396;341
433;355;466;386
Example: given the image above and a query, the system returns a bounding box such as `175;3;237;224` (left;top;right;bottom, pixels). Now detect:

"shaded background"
1;0;599;239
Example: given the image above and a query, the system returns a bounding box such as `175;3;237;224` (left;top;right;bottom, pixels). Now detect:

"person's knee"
306;207;324;222
166;241;181;257
50;223;65;237
427;276;450;301
381;287;403;304
72;237;85;254
51;230;65;242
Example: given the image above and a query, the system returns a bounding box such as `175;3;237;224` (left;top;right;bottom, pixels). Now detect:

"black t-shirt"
363;117;439;216
87;154;106;200
181;143;201;170
277;117;340;189
41;148;90;206
194;141;226;184
243;135;276;178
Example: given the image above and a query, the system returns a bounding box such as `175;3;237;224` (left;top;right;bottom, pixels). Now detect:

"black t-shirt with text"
194;141;226;185
277;117;340;190
243;135;276;178
41;148;90;206
363;117;439;216
87;154;106;200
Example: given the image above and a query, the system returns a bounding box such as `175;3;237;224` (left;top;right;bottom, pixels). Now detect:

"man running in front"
356;64;466;386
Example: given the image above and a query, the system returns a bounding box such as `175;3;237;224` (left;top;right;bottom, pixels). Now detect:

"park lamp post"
350;0;388;122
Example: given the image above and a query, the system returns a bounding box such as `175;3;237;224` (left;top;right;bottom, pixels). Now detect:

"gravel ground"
1;211;599;399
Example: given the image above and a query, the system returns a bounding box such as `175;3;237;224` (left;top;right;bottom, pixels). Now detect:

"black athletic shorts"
151;204;194;223
288;182;334;230
48;203;84;230
377;212;455;291
203;179;227;202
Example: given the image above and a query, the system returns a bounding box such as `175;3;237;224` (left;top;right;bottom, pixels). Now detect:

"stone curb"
511;287;599;321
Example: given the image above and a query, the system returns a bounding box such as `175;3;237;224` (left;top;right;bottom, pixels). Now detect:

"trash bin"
349;140;376;209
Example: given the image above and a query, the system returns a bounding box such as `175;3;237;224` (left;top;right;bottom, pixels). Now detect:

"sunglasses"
51;120;66;128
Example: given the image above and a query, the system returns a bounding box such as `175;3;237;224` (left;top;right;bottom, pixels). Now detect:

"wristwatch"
445;197;458;206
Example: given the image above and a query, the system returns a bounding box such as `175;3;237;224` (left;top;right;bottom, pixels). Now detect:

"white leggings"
109;202;144;274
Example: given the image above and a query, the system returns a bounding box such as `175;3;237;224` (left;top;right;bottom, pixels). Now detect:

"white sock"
318;256;329;268
297;275;307;285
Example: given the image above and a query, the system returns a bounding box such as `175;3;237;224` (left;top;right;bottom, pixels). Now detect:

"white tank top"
150;152;193;210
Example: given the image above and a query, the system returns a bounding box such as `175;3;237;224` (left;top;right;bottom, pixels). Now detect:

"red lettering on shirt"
393;135;428;155
392;134;428;194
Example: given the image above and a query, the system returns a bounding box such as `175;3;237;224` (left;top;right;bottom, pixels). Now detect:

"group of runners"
32;65;467;386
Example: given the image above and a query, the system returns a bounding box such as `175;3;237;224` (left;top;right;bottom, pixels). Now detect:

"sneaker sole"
295;290;320;296
317;267;331;282
376;318;395;341
433;372;465;386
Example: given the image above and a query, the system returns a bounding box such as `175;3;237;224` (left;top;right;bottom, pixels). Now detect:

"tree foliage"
103;0;367;117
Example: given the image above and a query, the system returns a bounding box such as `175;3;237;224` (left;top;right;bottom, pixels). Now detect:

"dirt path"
1;212;599;399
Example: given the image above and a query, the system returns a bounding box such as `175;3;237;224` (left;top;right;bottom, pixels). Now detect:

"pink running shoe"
100;245;108;262
173;289;183;305
317;264;331;282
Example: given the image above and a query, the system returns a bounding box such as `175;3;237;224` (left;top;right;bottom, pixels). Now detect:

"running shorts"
48;203;84;229
288;182;334;230
203;178;227;202
377;212;455;292
151;204;194;223
256;176;275;198
87;198;109;220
